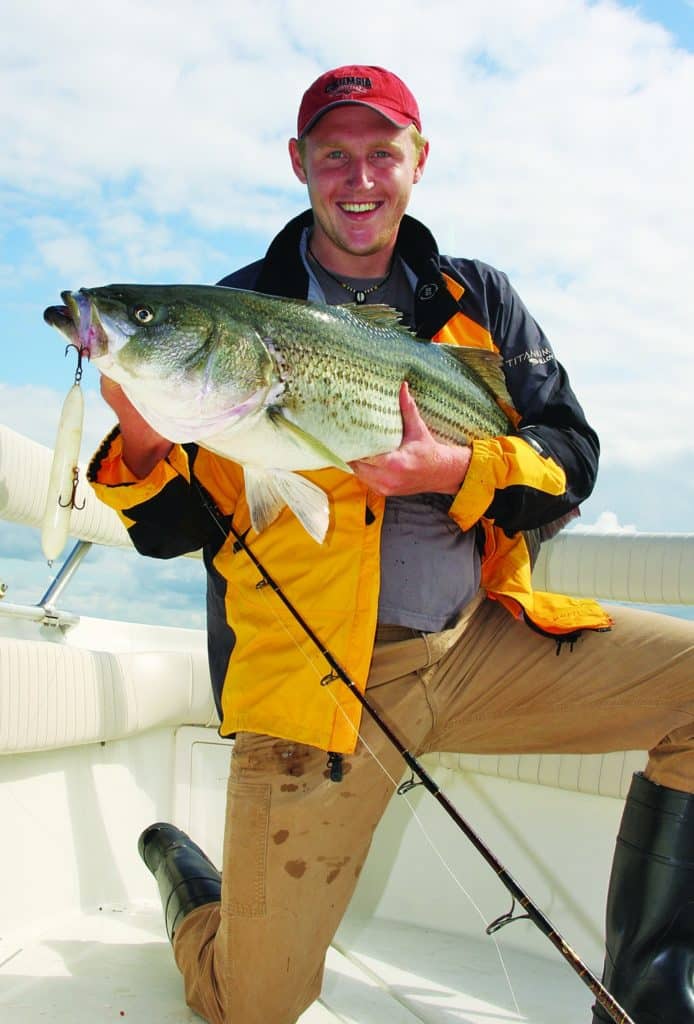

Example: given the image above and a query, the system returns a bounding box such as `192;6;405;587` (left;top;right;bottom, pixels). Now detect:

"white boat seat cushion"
0;636;216;754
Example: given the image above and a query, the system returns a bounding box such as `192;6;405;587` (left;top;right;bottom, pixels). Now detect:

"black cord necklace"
307;243;393;305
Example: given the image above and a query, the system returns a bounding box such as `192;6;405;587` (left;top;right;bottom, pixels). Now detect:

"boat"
1;419;692;1023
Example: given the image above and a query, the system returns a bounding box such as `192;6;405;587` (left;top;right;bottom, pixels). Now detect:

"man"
89;66;694;1024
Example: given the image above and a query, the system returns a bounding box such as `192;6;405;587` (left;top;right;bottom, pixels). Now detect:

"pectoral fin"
267;407;352;473
243;465;330;544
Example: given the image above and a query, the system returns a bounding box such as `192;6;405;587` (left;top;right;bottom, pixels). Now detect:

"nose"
345;157;374;191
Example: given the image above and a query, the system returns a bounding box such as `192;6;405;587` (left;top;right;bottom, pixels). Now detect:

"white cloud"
576;509;638;533
27;208;227;287
0;383;116;451
2;0;693;628
3;0;691;470
37;234;99;283
1;524;206;628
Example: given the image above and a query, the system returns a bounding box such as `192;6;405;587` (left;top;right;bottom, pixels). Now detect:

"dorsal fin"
339;303;416;335
439;345;515;410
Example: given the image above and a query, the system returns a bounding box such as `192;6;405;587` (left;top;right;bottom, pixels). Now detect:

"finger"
99;377;140;420
399;381;430;443
349;461;379;488
399;380;415;414
100;376;121;399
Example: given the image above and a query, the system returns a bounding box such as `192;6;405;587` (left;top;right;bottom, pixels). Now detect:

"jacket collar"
254;210;313;299
254;209;463;340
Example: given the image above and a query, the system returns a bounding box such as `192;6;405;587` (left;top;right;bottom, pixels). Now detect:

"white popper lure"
41;381;85;562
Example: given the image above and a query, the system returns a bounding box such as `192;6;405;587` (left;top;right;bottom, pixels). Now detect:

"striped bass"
44;284;515;543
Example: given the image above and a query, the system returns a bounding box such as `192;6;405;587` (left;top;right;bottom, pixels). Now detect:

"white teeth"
340;202;378;213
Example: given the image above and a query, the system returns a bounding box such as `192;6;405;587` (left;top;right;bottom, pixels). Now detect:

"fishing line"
196;484;521;1007
194;483;634;1024
266;597;523;1015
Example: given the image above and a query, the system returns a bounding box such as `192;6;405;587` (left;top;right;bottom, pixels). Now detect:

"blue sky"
2;0;693;625
622;0;694;48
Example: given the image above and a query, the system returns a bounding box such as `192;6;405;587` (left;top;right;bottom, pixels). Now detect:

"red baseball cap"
297;65;422;137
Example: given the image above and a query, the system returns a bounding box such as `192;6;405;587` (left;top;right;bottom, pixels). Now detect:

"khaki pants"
173;596;694;1023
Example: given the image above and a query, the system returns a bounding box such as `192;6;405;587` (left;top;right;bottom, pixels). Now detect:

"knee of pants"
174;906;227;1024
647;721;694;794
184;958;323;1024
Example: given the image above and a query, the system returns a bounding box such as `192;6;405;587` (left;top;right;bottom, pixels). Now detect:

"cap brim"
299;100;414;137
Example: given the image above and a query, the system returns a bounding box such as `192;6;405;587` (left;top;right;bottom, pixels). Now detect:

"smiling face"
288;105;429;277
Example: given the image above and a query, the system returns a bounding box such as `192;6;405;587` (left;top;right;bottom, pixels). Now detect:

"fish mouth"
43;303;78;343
43;290;108;358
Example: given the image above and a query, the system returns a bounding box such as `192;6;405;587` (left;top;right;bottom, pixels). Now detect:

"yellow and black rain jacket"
89;212;612;753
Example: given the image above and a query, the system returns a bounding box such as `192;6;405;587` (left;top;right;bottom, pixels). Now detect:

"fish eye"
133;305;154;324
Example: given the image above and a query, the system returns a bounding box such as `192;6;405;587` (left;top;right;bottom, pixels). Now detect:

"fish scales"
43;283;515;543
256;310;407;449
256;303;506;451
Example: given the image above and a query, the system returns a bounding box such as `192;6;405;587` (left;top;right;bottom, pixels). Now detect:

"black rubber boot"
592;772;694;1023
138;822;222;942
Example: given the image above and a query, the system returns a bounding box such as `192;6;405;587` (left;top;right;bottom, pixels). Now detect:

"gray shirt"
302;232;481;631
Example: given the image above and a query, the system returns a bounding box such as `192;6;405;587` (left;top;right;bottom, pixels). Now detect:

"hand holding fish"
350;382;472;497
100;376;173;479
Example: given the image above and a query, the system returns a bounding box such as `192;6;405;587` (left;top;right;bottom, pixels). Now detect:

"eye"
133;305;154;324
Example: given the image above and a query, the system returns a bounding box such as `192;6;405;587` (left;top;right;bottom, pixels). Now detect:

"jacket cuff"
88;429;191;511
449;435;567;531
449;438;500;530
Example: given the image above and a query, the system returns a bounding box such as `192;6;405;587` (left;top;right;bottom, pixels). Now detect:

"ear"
288;138;308;184
413;140;430;184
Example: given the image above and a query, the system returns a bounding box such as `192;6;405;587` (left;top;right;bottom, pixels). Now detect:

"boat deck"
2;903;594;1023
2;432;689;1024
0;720;632;1024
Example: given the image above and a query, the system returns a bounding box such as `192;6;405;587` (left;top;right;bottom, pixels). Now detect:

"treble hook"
58;466;86;510
65;343;89;385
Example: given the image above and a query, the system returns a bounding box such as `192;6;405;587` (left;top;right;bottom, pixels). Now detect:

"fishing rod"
215;516;635;1024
